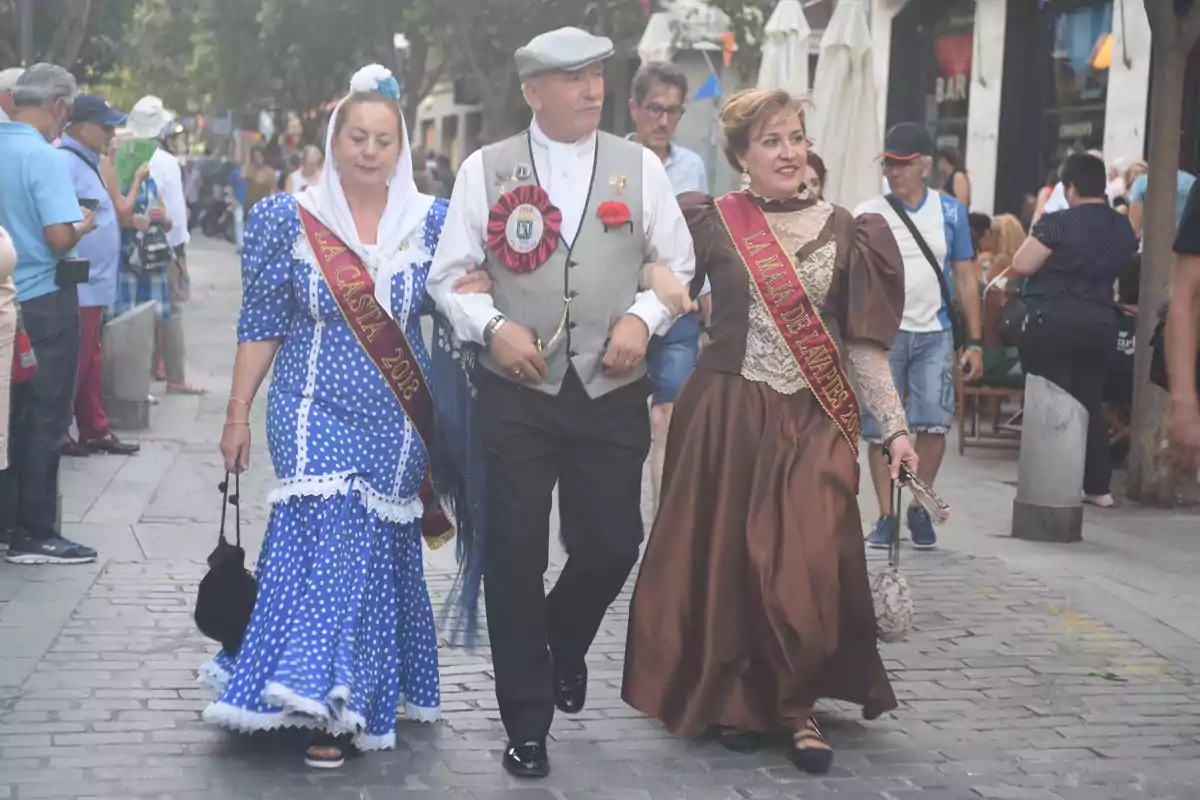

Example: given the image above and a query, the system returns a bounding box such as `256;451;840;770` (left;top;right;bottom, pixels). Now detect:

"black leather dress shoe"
503;741;550;778
553;665;587;714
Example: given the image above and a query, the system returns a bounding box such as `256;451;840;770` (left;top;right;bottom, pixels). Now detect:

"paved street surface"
4;237;1200;799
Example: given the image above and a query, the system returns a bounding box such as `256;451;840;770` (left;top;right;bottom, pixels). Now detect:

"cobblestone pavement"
6;554;1200;799
4;239;1200;799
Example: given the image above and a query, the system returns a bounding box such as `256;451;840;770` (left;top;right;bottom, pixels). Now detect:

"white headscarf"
294;64;434;314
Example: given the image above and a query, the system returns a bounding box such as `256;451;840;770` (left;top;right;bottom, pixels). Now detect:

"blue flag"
693;75;721;101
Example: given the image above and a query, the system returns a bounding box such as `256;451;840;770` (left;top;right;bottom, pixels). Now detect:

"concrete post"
1012;374;1088;543
102;302;157;431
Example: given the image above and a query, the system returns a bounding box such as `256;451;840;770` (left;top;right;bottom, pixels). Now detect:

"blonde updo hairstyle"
720;88;808;172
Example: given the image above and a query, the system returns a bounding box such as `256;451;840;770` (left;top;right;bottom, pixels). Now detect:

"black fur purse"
194;473;258;657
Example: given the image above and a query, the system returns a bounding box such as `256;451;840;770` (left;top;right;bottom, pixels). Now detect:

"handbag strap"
885;194;955;315
890;479;903;569
217;472;242;548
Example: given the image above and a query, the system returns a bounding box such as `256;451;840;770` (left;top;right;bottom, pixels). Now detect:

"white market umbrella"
757;0;812;96
638;12;677;64
806;0;880;211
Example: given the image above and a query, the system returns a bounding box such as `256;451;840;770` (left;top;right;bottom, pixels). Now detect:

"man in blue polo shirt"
626;60;709;514
856;123;983;551
59;94;141;458
0;64;98;565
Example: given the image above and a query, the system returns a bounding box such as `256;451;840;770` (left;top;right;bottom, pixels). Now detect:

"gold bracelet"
227;397;251;408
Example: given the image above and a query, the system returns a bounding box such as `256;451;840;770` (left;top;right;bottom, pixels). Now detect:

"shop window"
1041;1;1112;178
927;3;975;163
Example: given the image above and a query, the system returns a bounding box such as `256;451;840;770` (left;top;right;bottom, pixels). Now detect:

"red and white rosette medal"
487;185;562;273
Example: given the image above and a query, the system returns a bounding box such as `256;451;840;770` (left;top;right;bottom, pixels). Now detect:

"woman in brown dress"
622;89;917;774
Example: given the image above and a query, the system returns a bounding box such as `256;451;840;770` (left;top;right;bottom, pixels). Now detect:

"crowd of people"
0;64;200;563
3;20;1197;789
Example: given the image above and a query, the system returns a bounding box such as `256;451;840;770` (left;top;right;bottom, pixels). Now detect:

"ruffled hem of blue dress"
199;659;439;751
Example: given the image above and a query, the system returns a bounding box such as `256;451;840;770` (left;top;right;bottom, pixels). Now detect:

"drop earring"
740;166;750;190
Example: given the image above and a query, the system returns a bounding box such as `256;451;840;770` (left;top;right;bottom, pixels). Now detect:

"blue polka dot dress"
201;193;447;751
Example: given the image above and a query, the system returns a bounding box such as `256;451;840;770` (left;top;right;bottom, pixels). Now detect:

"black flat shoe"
86;434;141;456
716;727;764;754
788;719;834;775
553;665;587;714
503;741;550;779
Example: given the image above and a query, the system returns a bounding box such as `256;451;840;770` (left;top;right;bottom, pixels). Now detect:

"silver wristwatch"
483;315;507;346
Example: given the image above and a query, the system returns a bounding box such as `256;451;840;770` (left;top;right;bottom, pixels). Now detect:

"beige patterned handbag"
870;481;913;643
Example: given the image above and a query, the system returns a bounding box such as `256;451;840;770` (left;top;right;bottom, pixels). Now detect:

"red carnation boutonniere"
486;184;562;274
597;200;633;233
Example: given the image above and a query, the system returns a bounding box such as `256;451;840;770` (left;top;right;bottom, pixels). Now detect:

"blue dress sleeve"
237;194;299;343
417;198;450;316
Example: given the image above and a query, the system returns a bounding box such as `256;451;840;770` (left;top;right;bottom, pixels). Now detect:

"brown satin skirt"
622;369;897;737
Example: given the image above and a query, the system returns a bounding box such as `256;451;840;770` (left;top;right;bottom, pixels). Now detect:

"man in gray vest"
428;26;695;779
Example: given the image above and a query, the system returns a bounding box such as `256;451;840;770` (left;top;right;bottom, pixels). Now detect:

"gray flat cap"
515;27;614;80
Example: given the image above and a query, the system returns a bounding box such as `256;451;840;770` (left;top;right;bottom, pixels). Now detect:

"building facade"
869;0;1200;217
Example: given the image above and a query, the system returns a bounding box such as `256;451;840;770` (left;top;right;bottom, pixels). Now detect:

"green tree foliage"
0;0;134;79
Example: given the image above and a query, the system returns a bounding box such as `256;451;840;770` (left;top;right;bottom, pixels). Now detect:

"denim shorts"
646;312;700;405
861;329;956;442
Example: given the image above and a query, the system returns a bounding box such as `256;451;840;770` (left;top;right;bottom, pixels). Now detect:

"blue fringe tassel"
427;312;486;648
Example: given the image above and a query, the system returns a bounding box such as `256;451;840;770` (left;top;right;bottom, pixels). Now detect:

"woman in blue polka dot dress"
203;65;490;769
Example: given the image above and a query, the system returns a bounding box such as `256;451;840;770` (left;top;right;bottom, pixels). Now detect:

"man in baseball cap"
855;121;982;553
59;94;142;459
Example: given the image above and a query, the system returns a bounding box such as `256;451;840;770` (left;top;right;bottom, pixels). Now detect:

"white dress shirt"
150;148;190;249
427;118;695;345
1043;182;1069;215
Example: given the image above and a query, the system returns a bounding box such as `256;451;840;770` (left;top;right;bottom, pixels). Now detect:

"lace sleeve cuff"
846;342;906;442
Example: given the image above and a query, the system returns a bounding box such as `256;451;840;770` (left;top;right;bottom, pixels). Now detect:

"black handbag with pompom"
194;472;258;656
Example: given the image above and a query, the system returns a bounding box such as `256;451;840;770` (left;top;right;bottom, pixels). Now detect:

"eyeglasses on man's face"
641;102;686;121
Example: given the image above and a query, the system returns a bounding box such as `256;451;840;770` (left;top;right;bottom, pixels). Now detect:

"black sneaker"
4;536;98;565
0;529;10;553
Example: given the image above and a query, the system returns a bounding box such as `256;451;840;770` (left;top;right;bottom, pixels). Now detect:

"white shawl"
294;64;435;317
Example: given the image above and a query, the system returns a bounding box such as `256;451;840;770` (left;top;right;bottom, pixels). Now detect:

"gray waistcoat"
480;130;646;398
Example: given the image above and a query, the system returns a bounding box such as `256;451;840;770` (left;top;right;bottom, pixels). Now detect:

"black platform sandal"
304;730;350;769
787;718;834;774
716;726;764;754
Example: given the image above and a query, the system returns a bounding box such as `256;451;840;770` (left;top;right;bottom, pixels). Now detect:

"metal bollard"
101;301;157;431
1011;374;1088;543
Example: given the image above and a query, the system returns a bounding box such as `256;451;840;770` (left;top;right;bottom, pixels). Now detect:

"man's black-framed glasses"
643;102;686;121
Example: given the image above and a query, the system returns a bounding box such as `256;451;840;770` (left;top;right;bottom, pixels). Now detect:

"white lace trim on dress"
200;662;439;750
267;471;424;524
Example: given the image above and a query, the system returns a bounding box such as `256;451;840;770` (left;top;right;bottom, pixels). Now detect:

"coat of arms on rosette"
486;184;563;273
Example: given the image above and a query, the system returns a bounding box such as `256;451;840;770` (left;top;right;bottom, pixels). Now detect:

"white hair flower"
349;64;401;100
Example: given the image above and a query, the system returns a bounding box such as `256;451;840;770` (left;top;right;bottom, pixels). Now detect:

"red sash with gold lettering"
715;191;862;455
298;207;453;548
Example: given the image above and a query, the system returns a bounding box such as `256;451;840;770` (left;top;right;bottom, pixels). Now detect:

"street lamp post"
18;0;34;66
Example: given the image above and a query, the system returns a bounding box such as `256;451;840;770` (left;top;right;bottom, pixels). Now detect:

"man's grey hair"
12;63;77;108
0;67;25;93
631;61;688;106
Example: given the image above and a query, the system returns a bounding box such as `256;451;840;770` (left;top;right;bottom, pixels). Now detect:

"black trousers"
1018;305;1116;496
475;367;650;744
9;289;80;541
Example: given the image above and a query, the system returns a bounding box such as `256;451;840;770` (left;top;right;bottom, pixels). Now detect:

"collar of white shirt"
529;117;597;159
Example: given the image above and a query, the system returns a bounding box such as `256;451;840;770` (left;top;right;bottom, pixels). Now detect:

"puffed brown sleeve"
841;211;905;349
678;191;717;300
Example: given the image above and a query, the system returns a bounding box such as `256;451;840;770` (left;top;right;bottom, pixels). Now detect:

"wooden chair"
956;280;1025;454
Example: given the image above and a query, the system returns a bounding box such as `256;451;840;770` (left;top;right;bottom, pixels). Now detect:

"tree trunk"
45;0;93;69
1128;5;1200;504
402;32;429;131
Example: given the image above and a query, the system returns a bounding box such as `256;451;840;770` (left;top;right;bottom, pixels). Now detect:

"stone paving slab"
3;551;1200;799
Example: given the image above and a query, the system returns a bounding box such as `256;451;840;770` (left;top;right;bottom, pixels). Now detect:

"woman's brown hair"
719;88;806;172
333;92;405;142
